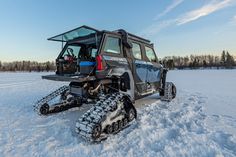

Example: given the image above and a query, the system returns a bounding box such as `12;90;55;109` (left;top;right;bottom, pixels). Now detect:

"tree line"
0;51;235;72
161;51;235;69
0;61;56;72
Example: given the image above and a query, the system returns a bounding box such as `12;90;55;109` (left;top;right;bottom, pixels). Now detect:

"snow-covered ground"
0;70;236;157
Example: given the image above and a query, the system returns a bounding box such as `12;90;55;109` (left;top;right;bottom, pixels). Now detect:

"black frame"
100;33;124;57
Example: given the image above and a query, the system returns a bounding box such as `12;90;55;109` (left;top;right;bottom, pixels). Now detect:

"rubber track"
34;85;69;114
75;93;124;141
161;82;173;101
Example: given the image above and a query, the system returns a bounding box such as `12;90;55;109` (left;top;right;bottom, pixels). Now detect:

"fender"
109;67;135;101
120;72;131;91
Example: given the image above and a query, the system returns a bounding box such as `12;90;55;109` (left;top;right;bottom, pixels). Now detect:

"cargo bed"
42;74;96;82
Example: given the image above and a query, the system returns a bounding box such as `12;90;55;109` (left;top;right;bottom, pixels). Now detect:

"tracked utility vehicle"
34;25;176;141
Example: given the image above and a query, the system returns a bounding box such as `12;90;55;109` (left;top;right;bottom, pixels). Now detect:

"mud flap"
160;68;168;96
120;72;131;92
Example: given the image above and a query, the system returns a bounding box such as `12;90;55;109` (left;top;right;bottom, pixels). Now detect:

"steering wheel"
67;48;75;56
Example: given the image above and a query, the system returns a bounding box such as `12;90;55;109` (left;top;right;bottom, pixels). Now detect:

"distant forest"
0;61;55;72
0;50;235;72
161;50;235;69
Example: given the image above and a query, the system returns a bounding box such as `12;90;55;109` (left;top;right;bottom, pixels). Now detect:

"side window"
145;46;157;62
104;36;121;54
132;43;142;60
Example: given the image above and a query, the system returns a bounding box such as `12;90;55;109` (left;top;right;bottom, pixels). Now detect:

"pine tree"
46;61;50;72
226;52;234;68
203;60;207;67
221;50;226;65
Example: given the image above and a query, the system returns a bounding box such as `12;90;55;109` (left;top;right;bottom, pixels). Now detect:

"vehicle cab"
43;26;163;100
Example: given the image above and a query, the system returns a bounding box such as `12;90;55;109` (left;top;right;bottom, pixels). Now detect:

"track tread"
160;82;174;102
33;85;79;115
75;93;134;141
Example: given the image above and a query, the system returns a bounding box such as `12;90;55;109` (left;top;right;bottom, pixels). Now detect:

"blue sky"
0;0;236;62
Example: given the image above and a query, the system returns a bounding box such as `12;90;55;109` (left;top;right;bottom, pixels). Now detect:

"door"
101;35;125;66
131;42;148;95
144;45;162;90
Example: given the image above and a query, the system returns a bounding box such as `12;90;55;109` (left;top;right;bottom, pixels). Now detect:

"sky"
0;0;236;62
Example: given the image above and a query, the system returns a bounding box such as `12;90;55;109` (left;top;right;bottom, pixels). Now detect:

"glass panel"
49;26;98;42
59;33;102;60
62;45;81;58
104;37;121;54
132;43;142;60
60;43;99;61
145;46;157;62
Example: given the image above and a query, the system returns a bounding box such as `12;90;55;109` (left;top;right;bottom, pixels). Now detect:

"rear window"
132;43;142;60
62;44;81;58
104;37;121;54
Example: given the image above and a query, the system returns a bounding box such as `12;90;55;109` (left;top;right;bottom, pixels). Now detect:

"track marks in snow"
101;93;236;157
2;91;236;157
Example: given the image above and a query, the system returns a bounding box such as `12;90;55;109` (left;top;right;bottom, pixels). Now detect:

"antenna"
61;36;64;50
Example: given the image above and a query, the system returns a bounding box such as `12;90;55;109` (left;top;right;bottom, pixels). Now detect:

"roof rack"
128;32;150;43
113;29;150;43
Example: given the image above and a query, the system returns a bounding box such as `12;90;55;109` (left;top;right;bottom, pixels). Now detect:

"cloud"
177;0;235;25
233;15;236;21
140;19;177;37
154;0;184;20
229;14;236;25
140;0;235;36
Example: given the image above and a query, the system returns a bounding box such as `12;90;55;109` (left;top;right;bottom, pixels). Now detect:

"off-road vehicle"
34;25;176;141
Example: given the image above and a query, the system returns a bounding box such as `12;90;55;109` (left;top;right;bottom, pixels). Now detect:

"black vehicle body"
36;26;176;141
43;25;166;101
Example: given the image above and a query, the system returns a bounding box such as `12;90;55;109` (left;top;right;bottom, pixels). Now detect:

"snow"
0;70;236;157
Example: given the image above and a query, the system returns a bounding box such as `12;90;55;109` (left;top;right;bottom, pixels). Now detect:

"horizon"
0;51;235;63
0;0;236;62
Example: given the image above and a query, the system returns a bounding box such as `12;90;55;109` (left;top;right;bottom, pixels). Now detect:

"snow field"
0;70;236;157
